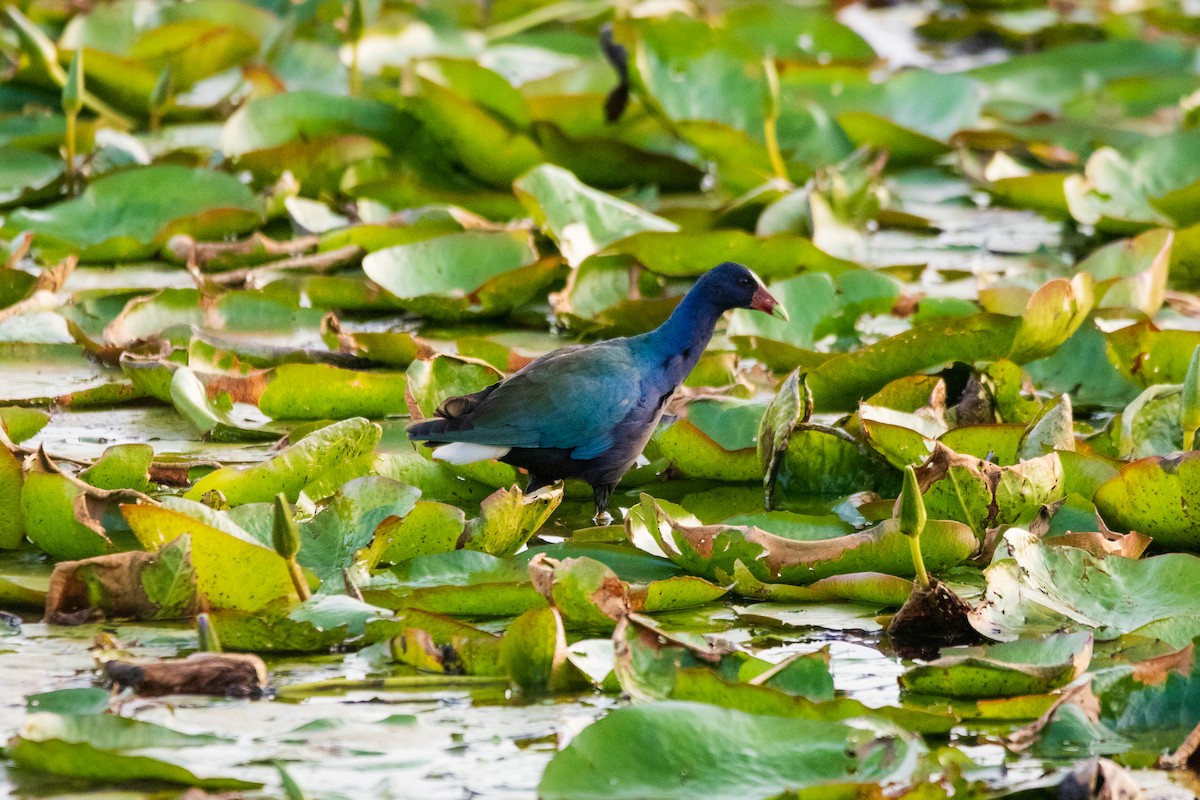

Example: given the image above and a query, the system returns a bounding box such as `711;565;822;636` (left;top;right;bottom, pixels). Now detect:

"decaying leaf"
43;535;199;625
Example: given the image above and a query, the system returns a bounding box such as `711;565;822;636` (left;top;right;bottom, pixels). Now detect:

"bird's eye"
738;277;752;286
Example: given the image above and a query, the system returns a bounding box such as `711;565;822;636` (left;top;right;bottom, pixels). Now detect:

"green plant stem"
908;533;930;591
286;557;312;601
276;674;508;697
762;55;788;183
349;43;360;96
64;110;77;188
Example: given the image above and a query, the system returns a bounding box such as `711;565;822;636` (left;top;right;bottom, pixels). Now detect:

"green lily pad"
539;701;922;800
390;607;504;676
652;399;762;481
639;495;975;585
460;484;562;557
500;605;589;693
362;230;558;320
297;476;420;587
364;500;467;567
185;418;381;506
1;165;261;262
405;354;503;420
124;498;296;612
900;632;1093;698
916;444;1066;537
9;712;257;790
78;443;154;492
220;90;407;156
972;529;1200;647
514;163;677;267
606;230;854;280
364;550;544;616
209;608;352;653
1079;228;1171;317
0;146;62;207
1065;131;1200;231
0;445;23;549
776;424;889;497
105;287;325;346
1105;320;1200;389
0;406;50;442
530;555;727;633
1094;452;1200;548
22;456;142;561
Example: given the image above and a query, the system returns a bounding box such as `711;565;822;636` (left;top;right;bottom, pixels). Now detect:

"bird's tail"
406;417;451;442
406;417;509;465
406;382;499;443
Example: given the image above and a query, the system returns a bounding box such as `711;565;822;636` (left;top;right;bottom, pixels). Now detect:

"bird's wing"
432;341;644;459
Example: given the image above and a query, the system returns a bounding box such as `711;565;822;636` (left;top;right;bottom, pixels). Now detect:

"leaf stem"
908;532;931;591
349;43;360;96
64;110;77;189
276;674;508;697
286;558;312;601
762;54;788;183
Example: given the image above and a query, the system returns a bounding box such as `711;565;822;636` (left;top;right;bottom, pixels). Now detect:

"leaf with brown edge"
43;535;200;625
612;613;741;702
914;442;1066;537
528;554;727;633
21;446;151;561
529;553;630;633
638;494;976;586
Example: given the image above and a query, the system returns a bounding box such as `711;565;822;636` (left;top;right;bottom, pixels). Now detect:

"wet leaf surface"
4;1;1200;797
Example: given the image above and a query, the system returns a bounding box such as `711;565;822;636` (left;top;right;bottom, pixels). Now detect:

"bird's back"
407;338;656;460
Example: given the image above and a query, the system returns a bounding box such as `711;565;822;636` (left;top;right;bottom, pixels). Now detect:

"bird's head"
699;261;789;322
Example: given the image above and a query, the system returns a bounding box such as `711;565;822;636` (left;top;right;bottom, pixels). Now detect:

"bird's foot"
592;509;614;527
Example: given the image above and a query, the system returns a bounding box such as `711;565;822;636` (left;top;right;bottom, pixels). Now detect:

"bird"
406;262;788;525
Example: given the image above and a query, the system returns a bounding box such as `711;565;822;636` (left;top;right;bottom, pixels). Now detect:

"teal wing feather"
433;341;643;458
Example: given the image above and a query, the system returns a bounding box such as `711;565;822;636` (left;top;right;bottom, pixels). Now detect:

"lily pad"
362;230;558;320
124;498;296;612
1;165;261;262
1094;452;1200;548
972;529;1200;647
638;495;976;585
9;712;257;790
514;163;677;267
185;418;381;506
900;632;1093;698
539;701;922;800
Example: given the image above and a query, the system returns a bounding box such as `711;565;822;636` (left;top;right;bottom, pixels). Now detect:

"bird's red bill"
750;285;789;321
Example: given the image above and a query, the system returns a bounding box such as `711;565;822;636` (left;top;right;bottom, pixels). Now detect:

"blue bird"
406;262;788;525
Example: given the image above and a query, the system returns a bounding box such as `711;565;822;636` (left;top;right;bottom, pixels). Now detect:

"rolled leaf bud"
272;493;301;560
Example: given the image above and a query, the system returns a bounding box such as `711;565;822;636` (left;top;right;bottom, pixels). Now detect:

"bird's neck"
639;289;724;378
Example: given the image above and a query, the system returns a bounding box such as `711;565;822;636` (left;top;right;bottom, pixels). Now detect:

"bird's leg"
592;484;614;527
